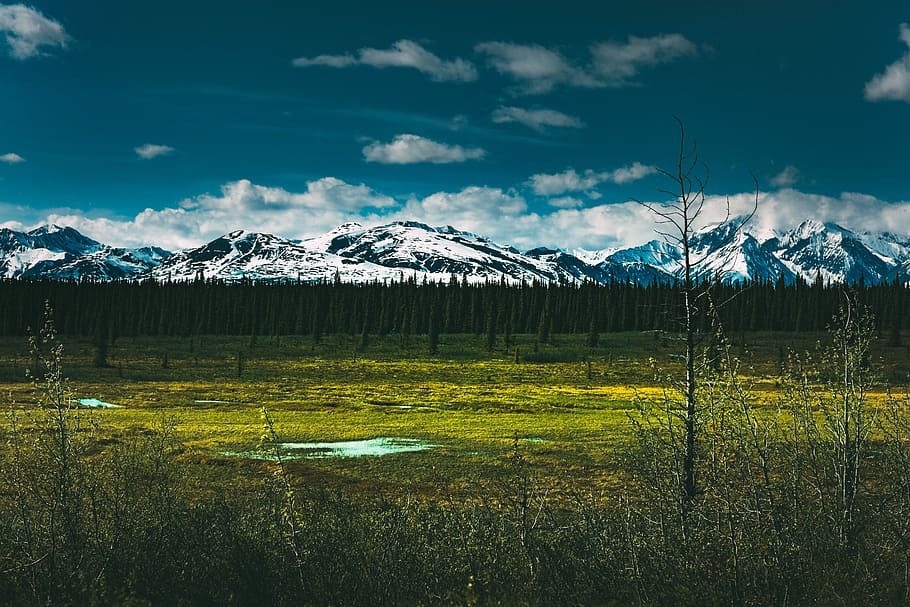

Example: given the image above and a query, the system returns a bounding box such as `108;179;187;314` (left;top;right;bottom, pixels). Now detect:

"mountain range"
2;219;909;285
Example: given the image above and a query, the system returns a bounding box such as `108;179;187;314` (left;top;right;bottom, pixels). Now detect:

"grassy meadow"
3;329;909;498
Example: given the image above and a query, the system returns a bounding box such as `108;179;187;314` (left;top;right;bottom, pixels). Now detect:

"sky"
0;0;908;251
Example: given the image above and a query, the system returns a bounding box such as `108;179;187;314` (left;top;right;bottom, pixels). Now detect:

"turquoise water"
222;437;438;460
78;398;122;408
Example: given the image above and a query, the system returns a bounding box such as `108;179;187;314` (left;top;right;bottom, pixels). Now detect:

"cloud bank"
16;170;910;256
0;4;69;60
44;177;397;250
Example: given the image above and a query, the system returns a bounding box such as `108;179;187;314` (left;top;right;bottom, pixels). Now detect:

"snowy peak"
3;219;910;285
26;224;102;255
764;221;895;284
147;230;408;283
0;225;169;280
312;221;559;282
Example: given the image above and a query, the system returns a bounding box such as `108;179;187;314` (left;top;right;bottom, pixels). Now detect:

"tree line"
0;276;907;341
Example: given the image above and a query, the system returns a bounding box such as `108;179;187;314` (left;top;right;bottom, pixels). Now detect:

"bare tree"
637;117;757;509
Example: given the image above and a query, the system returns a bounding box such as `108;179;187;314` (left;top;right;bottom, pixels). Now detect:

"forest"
0;275;907;339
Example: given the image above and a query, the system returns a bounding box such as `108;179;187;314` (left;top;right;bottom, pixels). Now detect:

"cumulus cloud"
528;163;657;196
747;189;910;238
44;177;397;250
293;39;477;82
512;190;910;251
362;134;485;164
491;106;584;131
770;165;801;188
0;152;25;163
0;3;69;59
135;143;175;160
476;34;699;94
15;173;910;255
865;23;910;103
396;185;548;248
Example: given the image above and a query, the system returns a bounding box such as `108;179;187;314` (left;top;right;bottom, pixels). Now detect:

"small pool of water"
279;438;437;458
77;398;122;409
222;437;438;460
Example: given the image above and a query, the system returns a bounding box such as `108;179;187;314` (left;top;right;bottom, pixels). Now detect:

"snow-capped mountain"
3;219;910;285
145;230;406;283
761;220;900;284
0;225;170;280
688;221;796;284
300;221;580;283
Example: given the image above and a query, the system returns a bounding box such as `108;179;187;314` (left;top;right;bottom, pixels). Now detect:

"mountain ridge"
1;219;908;285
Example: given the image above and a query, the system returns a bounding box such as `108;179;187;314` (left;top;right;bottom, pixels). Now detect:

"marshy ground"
3;330;909;500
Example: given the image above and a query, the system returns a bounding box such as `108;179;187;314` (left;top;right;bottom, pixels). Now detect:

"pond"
77;398;123;409
222;437;438;460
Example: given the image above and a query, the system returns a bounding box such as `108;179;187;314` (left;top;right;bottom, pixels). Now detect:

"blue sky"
0;0;908;250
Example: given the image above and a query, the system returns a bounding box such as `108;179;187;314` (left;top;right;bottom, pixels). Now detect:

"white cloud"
491;106;584;131
0;152;25;163
528;163;657;196
362;134;485;164
135;143;175;160
475;41;599;94
476;34;698;94
590;33;698;86
397;186;545;248
609;162;659;184
293;53;357;68
293;39;477;82
747;189;910;238
449;114;469;131
14;172;910;255
0;4;69;59
770;165;800;188
865;23;910;103
529;169;600;196
43;177;397;250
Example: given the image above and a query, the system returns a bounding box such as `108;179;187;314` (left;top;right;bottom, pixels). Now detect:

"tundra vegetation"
1;284;910;605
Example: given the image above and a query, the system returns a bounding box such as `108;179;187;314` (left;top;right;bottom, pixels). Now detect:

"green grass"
3;330;910;498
